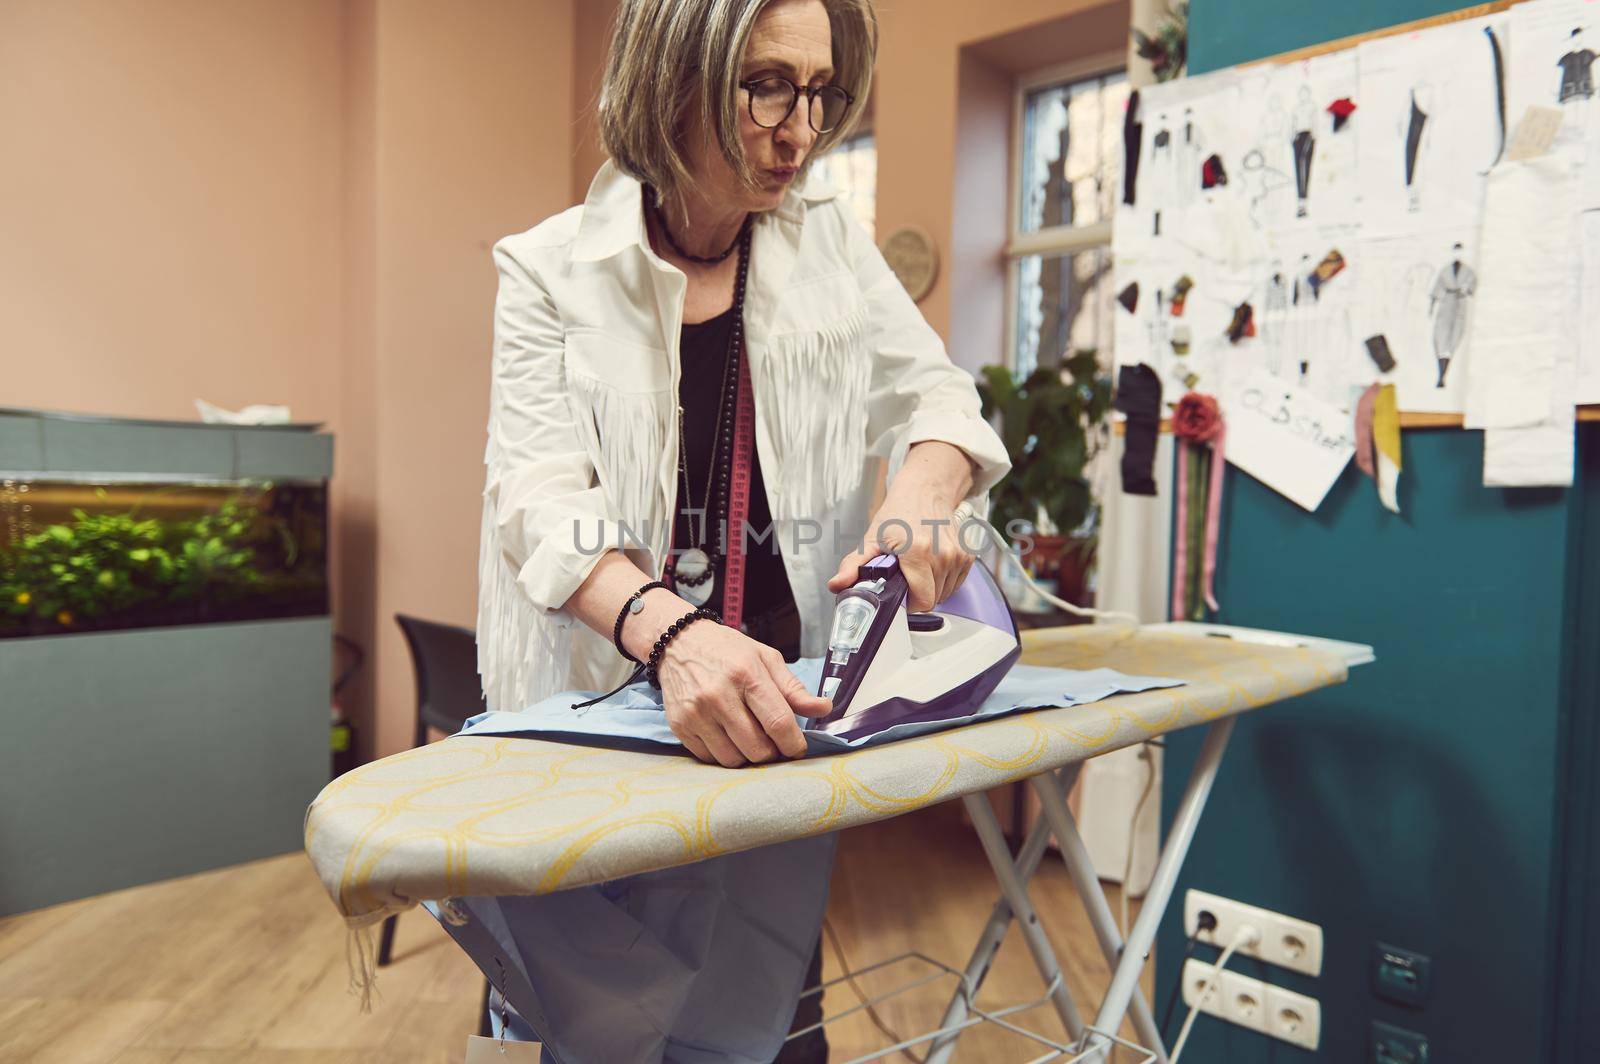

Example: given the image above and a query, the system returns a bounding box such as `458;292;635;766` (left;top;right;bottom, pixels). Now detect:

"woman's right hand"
656;622;833;767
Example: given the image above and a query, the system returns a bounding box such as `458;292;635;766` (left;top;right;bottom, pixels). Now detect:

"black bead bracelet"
646;606;721;689
612;579;670;664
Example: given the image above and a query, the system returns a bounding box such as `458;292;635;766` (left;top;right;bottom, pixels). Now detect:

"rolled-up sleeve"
840;202;1011;507
484;239;631;627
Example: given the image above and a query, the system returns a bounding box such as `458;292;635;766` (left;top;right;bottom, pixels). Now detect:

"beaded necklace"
652;205;754;608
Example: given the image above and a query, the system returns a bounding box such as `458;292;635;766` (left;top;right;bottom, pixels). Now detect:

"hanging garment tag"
465;1035;541;1062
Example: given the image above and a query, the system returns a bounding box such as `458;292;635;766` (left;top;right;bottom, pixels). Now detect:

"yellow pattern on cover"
304;627;1345;926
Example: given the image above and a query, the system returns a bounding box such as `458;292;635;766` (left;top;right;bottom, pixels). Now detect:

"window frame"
1004;50;1128;374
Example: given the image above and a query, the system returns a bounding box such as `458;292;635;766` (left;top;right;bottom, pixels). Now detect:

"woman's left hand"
827;441;978;613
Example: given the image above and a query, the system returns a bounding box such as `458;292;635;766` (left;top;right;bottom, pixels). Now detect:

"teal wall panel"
1189;0;1472;70
1153;5;1597;1061
1552;433;1600;1064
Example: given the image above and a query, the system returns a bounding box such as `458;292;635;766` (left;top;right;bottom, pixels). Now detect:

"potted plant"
1131;1;1189;83
976;349;1113;609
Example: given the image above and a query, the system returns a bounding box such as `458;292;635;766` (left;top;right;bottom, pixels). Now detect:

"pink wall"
363;1;575;757
0;1;344;422
3;0;577;762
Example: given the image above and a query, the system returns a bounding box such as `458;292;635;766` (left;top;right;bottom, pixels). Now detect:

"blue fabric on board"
456;657;1185;753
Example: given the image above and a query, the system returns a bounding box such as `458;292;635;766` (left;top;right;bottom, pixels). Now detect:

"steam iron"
812;554;1021;741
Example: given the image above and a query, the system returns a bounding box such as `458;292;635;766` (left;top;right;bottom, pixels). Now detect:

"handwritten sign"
1224;372;1355;512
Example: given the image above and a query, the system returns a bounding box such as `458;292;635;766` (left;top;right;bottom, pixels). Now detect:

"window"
816;130;877;237
1008;59;1128;376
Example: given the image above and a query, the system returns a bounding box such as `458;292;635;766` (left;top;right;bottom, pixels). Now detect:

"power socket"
1182;958;1267;1035
1182;960;1322;1051
1265;983;1321;1050
1185;889;1324;976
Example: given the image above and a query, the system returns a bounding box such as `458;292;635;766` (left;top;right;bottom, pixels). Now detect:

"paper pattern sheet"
1581;211;1600;404
1470;153;1582;486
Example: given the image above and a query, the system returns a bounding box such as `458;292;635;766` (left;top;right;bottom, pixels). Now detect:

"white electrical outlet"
1182;960;1322;1051
1182;959;1265;1034
1265;983;1322;1051
1184;889;1324;977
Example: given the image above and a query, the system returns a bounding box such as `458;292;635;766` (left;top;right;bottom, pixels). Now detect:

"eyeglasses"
739;77;855;133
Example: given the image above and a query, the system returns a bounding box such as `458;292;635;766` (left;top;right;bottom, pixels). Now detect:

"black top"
674;305;800;658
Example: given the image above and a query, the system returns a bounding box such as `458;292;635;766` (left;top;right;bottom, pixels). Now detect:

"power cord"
1118;742;1158;938
1170;923;1260;1064
968;519;1141;628
1158;910;1216;1040
821;917;924;1064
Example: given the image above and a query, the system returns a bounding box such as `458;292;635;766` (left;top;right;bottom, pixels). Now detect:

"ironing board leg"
1029;770;1169;1064
1075;717;1236;1064
943;776;1089;1057
924;770;1072;1064
921;771;1068;1062
964;790;1089;1045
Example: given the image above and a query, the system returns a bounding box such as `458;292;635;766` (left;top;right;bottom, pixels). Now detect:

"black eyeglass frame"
738;77;857;133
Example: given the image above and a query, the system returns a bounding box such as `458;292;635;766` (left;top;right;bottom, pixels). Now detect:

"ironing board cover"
305;627;1346;926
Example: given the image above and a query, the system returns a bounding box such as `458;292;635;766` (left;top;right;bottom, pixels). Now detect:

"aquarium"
0;476;328;639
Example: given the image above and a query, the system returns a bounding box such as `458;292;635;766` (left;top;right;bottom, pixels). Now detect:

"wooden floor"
0;802;1153;1063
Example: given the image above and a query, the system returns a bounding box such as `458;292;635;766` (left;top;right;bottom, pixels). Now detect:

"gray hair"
597;0;876;217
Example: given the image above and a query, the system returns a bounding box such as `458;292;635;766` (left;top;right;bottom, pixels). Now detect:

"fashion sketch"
1241;149;1293;229
1403;84;1435;213
1176;107;1204;211
1123;89;1142;206
1146;286;1171;360
1259;262;1289;377
1291;85;1318;218
1485;24;1508;168
1430;243;1477;387
1290;252;1318;385
1148;115;1174;235
1558;28;1596;102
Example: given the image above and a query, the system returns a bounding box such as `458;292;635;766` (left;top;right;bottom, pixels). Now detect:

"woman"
479;0;1009;765
475;1;1008;1055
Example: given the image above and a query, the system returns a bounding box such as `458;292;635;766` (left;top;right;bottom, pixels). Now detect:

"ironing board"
304;623;1365;1063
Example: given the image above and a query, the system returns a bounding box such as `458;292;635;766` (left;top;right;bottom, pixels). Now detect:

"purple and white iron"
812;553;1021;741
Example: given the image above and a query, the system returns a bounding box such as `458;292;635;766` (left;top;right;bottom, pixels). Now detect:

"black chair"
379;613;493;1034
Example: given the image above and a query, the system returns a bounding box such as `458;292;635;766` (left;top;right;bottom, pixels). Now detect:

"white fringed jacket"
477;158;1011;713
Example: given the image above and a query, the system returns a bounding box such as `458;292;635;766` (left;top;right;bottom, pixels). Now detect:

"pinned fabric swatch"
1170;324;1192;355
1354;382;1379;478
1117;282;1140;314
1226;302;1255;344
1327;97;1357;132
1114;363;1162;496
1364;334;1397;374
1373;383;1402;513
1123;88;1142;207
1202;154;1228;188
1170;274;1195;316
1171;393;1225;620
1307;250;1346;296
